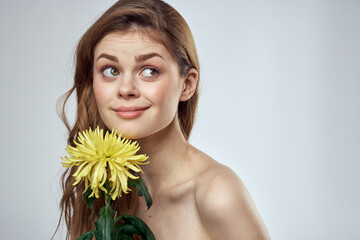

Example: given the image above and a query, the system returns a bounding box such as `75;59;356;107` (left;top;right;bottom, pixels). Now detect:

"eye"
140;68;159;78
102;67;119;77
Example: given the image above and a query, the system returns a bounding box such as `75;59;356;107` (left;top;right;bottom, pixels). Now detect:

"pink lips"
112;106;149;119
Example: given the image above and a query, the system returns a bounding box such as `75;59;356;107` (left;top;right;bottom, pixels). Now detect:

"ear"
179;68;199;101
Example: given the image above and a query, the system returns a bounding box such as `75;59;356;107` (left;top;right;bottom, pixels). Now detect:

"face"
93;31;185;139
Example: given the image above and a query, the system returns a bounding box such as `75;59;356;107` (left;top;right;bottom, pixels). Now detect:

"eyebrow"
135;53;164;62
96;53;118;62
96;52;163;63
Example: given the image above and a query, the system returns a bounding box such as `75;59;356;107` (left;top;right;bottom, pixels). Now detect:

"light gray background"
0;0;359;239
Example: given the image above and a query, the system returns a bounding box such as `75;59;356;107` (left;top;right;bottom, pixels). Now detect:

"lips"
112;106;149;119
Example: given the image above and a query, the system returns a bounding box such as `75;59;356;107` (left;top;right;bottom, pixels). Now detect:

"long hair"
55;0;200;239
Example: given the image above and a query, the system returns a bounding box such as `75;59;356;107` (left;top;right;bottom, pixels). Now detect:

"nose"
117;73;139;99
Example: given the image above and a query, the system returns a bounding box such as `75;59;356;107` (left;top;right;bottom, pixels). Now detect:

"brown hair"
55;0;200;239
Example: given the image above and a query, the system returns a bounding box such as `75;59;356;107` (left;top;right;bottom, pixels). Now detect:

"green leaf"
115;224;140;239
84;188;95;210
77;231;95;240
120;215;156;240
116;223;141;235
128;178;153;210
115;232;132;240
94;206;115;240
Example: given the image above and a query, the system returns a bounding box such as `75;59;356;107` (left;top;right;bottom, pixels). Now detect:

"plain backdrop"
0;0;359;239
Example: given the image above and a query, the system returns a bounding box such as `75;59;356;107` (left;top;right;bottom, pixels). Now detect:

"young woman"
57;0;270;239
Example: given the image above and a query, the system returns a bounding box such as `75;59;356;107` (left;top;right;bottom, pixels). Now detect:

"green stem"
105;179;111;207
105;193;111;206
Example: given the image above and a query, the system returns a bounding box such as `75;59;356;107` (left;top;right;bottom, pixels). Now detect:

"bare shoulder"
192;150;270;240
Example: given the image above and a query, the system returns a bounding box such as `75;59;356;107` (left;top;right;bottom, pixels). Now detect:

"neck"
136;117;191;191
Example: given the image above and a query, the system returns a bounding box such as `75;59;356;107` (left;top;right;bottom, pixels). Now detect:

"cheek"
93;80;113;106
145;80;181;111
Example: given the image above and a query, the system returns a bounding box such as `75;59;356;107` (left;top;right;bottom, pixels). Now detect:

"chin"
110;127;152;140
102;116;175;141
121;132;143;140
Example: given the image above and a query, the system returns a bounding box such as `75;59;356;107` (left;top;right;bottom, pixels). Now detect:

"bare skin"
135;117;270;240
93;31;270;239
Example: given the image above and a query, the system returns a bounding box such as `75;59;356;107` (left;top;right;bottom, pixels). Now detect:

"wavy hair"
54;0;200;239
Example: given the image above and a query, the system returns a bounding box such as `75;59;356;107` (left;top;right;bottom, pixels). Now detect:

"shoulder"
194;159;270;240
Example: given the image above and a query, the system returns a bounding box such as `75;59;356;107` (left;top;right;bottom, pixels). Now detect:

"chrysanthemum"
61;126;149;200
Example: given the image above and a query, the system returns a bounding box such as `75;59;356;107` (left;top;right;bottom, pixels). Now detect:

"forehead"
94;30;173;59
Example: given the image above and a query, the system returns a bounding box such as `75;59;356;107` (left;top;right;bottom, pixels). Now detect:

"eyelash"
140;66;160;78
99;65;160;79
101;65;119;78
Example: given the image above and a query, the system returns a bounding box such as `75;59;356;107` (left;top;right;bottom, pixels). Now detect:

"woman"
57;0;270;239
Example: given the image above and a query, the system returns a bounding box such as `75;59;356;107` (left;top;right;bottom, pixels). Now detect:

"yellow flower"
61;126;149;200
